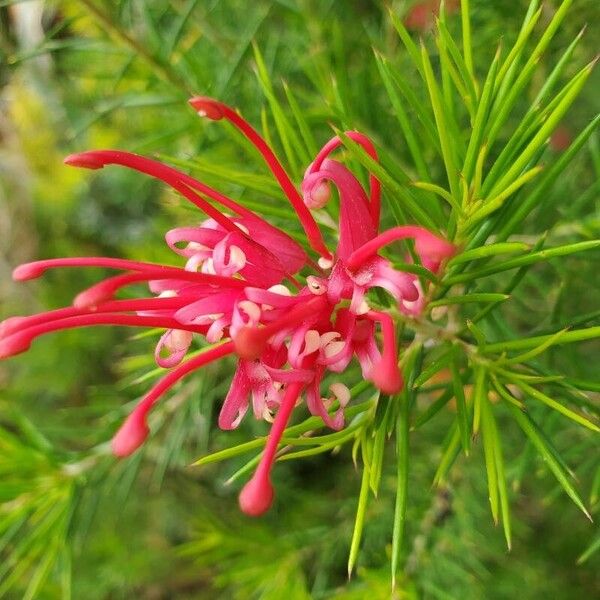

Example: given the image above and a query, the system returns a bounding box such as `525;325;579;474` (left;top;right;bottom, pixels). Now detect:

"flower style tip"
72;288;107;310
0;333;30;359
111;413;150;457
0;317;27;339
233;326;267;361
12;262;45;281
302;173;331;210
64;153;105;170
188;96;224;120
238;473;274;517
414;230;456;262
370;360;404;395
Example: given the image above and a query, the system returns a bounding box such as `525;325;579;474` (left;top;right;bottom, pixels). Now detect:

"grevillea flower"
2;97;455;516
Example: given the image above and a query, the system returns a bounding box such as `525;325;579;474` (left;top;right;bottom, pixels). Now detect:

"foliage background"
0;0;599;598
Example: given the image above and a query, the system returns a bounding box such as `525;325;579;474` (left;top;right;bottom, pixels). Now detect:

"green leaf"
450;346;471;455
391;393;410;588
389;9;424;75
499;386;592;520
429;293;509;308
494;1;540;86
437;15;477;116
577;531;600;564
413;386;454;430
391;343;421;584
444;241;600;284
496;113;600;240
466;166;543;227
282;81;318;161
460;0;475;85
484;325;600;354
501;328;569;365
369;400;392;496
347;437;372;577
253;43;303;175
420;44;460;201
449;242;529;266
433;422;461;486
478;376;513;547
467;234;548;326
488;0;572;150
412;347;452;389
506;377;600;433
390;261;439;283
487;57;594;199
480;387;499;524
192;395;374;467
375;52;430;183
435;20;473;120
472;364;487;435
412;181;462;213
462;47;500;181
484;62;595;197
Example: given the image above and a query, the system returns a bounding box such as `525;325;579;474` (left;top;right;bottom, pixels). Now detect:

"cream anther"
229;245;247;270
303;329;322;356
329;383;351;407
268;284;291;296
318;257;334;270
238;301;261;323
307;276;327;295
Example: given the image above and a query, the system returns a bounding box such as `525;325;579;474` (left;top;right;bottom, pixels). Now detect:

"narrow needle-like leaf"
348;439;372;578
450;346;471;455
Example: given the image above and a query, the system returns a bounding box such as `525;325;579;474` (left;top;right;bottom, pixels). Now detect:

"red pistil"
233;295;329;360
13;257;202;281
0;296;196;338
65;151;304;281
0;314;206;359
113;341;235;457
189;96;332;259
64;150;258;220
72;269;245;309
366;310;403;394
65;151;242;234
310;132;381;227
346;226;454;271
238;381;304;516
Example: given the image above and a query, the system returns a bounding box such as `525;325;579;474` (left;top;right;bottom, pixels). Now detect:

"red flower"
2;97;455;515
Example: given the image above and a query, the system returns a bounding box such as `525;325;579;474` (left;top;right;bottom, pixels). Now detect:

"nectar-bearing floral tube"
3;97;454;516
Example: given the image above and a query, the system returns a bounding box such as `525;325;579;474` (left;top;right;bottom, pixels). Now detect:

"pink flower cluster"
1;98;455;516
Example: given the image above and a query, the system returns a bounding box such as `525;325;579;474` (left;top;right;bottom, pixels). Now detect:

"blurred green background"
0;1;599;598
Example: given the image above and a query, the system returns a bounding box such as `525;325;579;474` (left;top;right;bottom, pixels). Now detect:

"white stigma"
329;383;351;407
303;329;322;356
166;329;193;351
238;300;261;323
268;284;291;296
318;257;334;270
355;299;370;315
306;181;330;210
307;276;327;295
229;245;247;270
320;331;345;359
201;258;216;275
187;241;209;252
